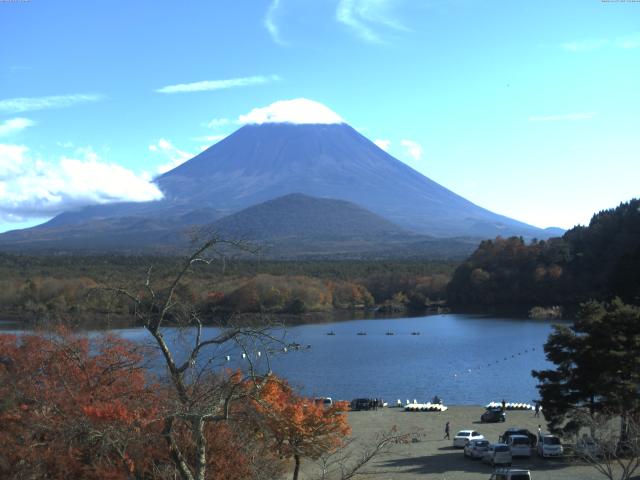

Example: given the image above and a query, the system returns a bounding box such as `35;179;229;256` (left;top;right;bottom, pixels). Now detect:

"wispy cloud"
336;0;408;43
0;118;35;137
561;32;640;52
0;94;103;113
194;134;228;143
156;75;281;94
528;112;596;122
400;139;423;161
617;32;640;49
561;39;608;52
374;139;391;151
0;144;162;222
265;0;288;46
205;118;232;129
148;138;194;174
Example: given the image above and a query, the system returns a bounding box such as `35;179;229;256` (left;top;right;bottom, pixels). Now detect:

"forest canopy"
447;199;640;307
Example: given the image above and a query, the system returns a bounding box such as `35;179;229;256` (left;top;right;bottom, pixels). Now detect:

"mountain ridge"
0;122;562;255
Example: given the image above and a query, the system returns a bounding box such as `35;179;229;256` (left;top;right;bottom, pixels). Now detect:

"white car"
464;439;490;459
489;468;531;480
453;430;484;448
482;443;512;467
537;434;563;457
507;434;531;458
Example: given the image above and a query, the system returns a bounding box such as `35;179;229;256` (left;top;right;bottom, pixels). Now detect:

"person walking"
534;402;540;418
444;421;450;440
501;398;506;411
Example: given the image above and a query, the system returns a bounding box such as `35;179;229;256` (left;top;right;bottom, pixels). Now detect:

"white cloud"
561;32;640;52
400;139;423;161
148;138;194;174
155;75;281;94
561;39;608;52
205;117;232;129
528;112;596;122
238;98;344;125
0;144;162;222
0;94;103;113
265;0;288;45
336;0;408;43
0;117;35;137
617;32;640;49
374;139;391;151
194;134;228;143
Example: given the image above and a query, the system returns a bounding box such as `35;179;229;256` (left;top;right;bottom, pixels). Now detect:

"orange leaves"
258;377;351;461
0;330;159;479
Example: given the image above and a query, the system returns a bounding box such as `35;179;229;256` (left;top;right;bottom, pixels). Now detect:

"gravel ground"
299;406;605;480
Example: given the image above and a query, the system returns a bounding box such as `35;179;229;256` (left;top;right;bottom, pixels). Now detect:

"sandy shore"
299;405;604;480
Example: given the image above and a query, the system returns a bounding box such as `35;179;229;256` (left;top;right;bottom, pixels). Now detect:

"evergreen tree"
532;299;640;434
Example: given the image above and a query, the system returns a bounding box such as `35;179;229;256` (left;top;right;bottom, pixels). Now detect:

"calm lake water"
2;313;561;405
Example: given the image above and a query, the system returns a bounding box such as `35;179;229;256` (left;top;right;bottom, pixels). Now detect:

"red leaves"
0;329;159;479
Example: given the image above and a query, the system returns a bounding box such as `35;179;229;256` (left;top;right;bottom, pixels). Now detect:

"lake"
2;312;561;406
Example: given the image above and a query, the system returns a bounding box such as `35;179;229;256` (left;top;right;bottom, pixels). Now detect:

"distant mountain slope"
212;193;408;240
25;123;552;238
208;193;481;259
0;193;480;259
0;121;558;255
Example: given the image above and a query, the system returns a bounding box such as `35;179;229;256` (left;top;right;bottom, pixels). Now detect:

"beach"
300;405;604;480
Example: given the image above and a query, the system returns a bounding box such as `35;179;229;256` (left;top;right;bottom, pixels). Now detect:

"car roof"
510;434;529;439
456;429;474;434
491;443;509;447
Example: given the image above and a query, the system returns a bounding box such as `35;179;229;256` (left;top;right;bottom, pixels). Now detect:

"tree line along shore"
1;198;638;326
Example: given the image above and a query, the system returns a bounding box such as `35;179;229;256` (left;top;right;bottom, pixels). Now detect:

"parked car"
500;428;537;447
507;435;531;458
537;434;563;458
481;407;506;423
481;443;512;467
453;430;485;448
314;397;333;408
350;398;372;411
489;468;531;480
464;439;490;459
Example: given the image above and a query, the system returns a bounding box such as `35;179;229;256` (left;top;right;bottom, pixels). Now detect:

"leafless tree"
107;236;284;480
574;410;640;480
313;427;421;480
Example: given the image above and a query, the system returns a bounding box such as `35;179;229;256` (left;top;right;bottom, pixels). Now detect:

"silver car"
507;434;531;458
537;434;563;458
482;443;512;467
464;439;490;459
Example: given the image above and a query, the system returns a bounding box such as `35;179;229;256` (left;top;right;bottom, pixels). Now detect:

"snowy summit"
239;98;345;125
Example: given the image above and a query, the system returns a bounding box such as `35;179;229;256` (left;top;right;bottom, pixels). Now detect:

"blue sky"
0;0;638;233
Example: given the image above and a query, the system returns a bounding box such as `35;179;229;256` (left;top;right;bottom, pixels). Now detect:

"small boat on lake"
327;331;336;336
357;331;367;336
385;330;395;336
411;331;420;335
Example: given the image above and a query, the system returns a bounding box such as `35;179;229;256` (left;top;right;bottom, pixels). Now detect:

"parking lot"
301;405;607;480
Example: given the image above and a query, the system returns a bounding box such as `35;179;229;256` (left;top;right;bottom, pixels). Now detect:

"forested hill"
446;198;640;307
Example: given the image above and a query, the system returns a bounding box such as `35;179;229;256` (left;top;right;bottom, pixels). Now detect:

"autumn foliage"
0;328;160;479
257;378;351;480
0;330;350;479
